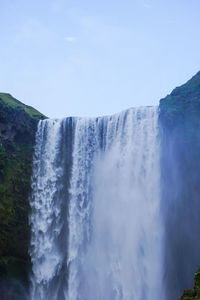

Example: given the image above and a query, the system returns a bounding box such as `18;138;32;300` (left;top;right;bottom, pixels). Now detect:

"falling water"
30;107;163;300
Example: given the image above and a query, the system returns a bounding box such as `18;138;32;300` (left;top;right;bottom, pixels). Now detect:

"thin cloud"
64;36;76;42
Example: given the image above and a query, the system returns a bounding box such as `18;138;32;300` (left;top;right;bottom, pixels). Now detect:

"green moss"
0;148;32;286
0;93;47;120
179;268;200;299
0;94;46;294
0;256;30;286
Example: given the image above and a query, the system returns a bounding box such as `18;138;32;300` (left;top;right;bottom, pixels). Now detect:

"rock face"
0;93;46;299
159;71;200;300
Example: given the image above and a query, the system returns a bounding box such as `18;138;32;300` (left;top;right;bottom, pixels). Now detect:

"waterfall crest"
30;107;163;300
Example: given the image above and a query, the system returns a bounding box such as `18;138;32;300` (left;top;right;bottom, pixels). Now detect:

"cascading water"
30;107;163;300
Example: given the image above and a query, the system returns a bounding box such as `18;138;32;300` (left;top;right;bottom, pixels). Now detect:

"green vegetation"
0;93;47;120
180;269;200;300
0;94;46;295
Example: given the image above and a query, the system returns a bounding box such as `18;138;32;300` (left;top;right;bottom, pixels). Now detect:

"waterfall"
30;107;163;300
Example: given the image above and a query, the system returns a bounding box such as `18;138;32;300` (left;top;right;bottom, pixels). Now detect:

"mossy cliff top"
0;93;46;298
160;71;200;128
0;93;46;121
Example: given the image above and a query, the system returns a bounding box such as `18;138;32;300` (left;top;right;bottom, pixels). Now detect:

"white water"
30;107;163;300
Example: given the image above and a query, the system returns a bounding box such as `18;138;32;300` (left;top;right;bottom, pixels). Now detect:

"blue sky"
0;0;200;118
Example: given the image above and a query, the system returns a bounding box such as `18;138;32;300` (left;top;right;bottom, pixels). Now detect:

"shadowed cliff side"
159;71;200;300
0;93;46;299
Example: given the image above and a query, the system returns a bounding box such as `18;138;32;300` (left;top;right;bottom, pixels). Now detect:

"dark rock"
0;93;46;298
159;71;200;300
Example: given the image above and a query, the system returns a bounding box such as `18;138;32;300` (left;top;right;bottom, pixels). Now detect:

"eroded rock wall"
0;95;46;299
159;71;200;300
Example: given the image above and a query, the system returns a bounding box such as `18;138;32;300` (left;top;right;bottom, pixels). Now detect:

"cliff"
1;71;200;300
160;71;200;129
0;93;46;299
159;71;200;300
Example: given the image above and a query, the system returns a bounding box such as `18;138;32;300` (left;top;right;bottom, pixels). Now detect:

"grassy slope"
0;93;47;120
160;71;200;123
